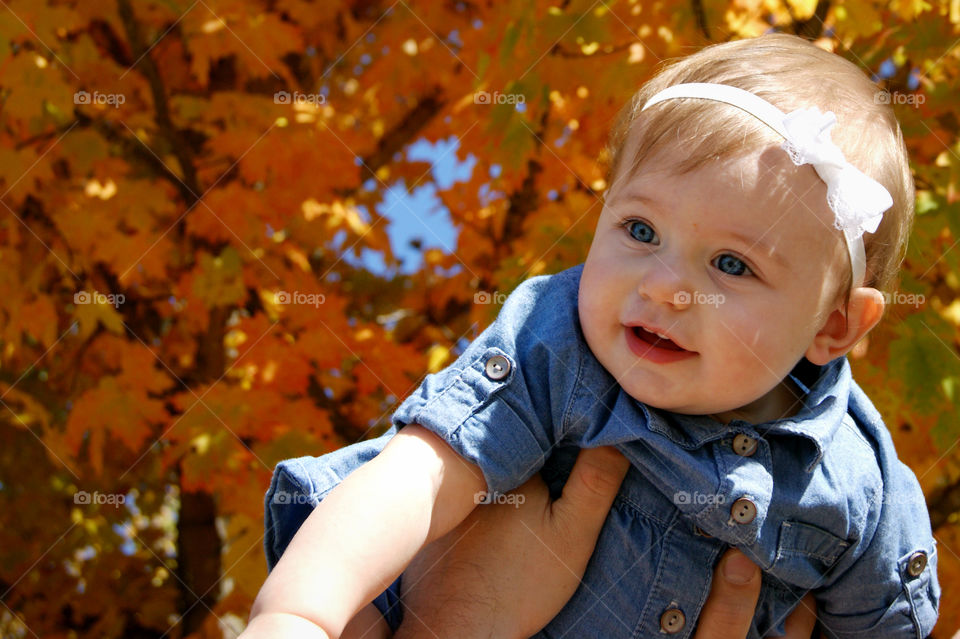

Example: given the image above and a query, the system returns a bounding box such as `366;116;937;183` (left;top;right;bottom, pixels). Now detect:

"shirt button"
659;607;686;634
907;551;927;577
484;354;511;380
694;525;712;538
731;497;757;524
732;433;757;457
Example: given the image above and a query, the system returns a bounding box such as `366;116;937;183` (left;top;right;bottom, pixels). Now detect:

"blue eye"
713;254;751;276
624;220;658;244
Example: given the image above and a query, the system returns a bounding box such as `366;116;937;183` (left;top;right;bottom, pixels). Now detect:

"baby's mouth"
632;326;687;352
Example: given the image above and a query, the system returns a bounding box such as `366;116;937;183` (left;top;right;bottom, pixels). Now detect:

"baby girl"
246;34;939;638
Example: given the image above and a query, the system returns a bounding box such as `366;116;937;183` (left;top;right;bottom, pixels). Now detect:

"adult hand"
396;445;630;639
696;548;817;639
392;447;817;639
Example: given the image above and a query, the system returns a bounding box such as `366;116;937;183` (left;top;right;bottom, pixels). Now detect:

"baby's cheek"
577;270;611;323
714;306;762;347
578;299;608;350
726;326;799;387
717;315;785;370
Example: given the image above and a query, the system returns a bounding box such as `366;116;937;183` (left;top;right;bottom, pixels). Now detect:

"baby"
246;34;940;638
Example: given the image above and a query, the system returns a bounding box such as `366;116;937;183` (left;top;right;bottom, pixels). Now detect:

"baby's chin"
622;389;740;420
617;375;775;421
625;387;801;425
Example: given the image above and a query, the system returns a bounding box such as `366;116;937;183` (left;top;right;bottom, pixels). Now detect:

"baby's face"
578;141;849;424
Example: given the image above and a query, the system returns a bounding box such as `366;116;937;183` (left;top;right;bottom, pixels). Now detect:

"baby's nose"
637;260;693;309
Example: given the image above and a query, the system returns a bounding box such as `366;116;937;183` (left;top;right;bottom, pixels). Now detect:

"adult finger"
550;447;630;545
783;593;817;638
694;549;762;639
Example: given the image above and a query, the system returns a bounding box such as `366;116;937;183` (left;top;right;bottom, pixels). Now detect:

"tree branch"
355;85;447;186
116;0;200;203
928;478;960;531
789;0;831;40
692;0;712;40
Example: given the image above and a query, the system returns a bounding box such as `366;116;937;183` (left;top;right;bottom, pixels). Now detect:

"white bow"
780;108;890;244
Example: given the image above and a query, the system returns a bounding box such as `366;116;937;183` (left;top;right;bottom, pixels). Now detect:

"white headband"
641;83;892;287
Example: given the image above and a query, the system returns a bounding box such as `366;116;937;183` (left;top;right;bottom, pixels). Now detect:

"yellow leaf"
73;295;124;340
941;299;960;326
191;248;246;307
427;344;451;373
784;0;818;19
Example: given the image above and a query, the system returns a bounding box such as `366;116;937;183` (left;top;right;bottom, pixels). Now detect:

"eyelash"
617;218;658;244
617;218;755;278
713;254;753;277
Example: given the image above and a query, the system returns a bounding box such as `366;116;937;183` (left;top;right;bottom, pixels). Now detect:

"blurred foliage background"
0;0;958;636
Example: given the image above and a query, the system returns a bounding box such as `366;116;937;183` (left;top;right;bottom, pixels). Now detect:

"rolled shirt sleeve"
814;469;939;637
263;265;592;569
263;429;394;571
391;265;588;496
814;384;940;638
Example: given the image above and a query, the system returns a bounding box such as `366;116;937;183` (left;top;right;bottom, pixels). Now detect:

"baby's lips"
624;322;692;352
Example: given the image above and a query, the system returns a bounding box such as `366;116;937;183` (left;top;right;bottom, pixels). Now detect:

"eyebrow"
724;230;788;268
614;191;789;269
616;192;662;210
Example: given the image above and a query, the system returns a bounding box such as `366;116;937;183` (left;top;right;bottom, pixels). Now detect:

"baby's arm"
242;425;487;639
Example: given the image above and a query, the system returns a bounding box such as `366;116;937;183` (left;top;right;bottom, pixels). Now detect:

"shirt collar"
643;357;851;472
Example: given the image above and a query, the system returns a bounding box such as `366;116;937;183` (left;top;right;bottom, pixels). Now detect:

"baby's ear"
805;288;885;366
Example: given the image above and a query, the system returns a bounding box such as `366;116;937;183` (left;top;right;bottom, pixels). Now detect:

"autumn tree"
0;0;958;637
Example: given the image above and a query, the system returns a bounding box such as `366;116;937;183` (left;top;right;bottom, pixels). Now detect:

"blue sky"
349;136;476;275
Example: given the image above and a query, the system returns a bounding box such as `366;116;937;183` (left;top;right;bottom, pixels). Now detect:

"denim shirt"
263;264;939;638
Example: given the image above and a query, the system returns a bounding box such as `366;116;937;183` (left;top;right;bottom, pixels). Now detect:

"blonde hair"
604;34;913;295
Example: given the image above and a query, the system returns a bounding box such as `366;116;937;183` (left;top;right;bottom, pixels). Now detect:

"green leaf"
192;247;246;308
499;21;521;65
476;51;491;80
889;313;960;415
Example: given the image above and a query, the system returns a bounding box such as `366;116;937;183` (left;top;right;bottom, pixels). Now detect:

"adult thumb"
693;549;761;639
552;447;630;543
